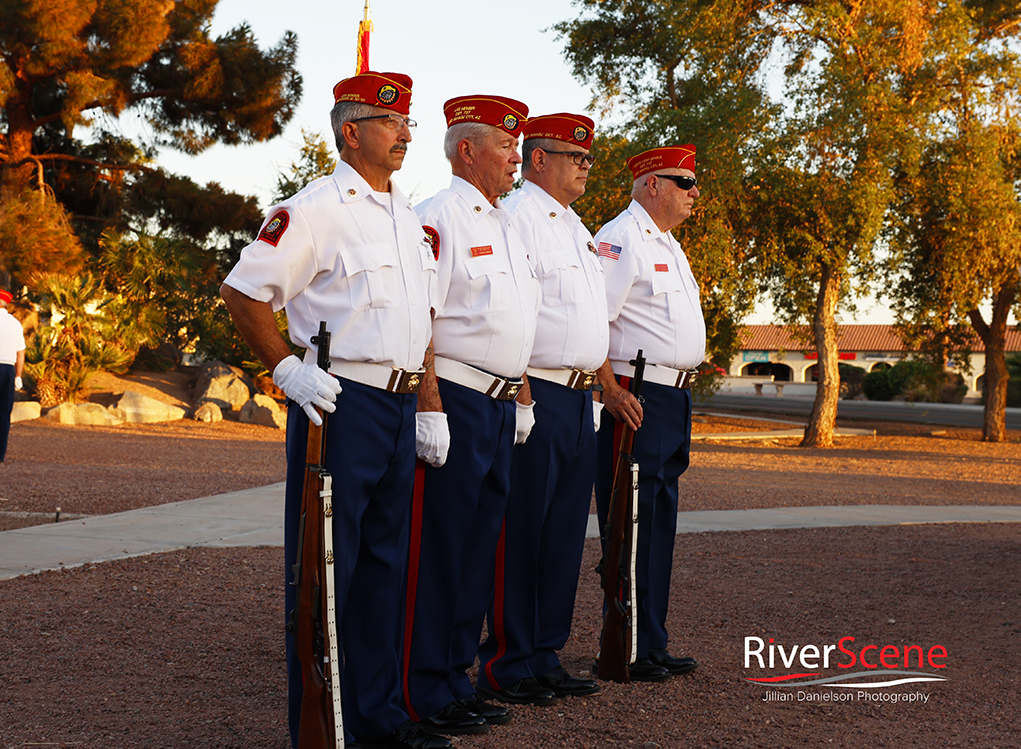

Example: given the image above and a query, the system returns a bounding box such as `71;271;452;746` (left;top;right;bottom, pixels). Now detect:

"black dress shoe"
536;664;602;697
628;657;673;682
360;719;453;749
457;693;513;725
418;701;489;736
476;676;559;705
649;648;699;675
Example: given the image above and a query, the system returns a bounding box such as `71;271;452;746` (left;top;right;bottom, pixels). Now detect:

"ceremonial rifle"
596;350;645;683
287;321;343;748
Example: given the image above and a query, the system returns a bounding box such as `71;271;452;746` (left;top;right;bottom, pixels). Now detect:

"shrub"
863;358;963;403
838;363;867;400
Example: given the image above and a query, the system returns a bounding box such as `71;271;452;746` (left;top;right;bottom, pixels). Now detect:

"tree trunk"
1;95;38;195
801;263;841;448
969;284;1017;443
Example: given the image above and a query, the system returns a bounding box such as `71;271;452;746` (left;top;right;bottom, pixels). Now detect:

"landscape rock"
11;402;42;423
116;391;186;424
45;402;124;426
192;401;223;423
238;394;286;430
193;361;254;411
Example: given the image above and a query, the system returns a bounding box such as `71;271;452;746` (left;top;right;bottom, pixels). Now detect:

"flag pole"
356;0;372;74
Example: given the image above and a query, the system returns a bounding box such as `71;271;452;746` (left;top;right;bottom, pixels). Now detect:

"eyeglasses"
542;149;596;167
350;113;417;132
651;173;697;190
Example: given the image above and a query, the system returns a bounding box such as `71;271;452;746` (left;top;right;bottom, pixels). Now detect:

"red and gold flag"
355;0;372;74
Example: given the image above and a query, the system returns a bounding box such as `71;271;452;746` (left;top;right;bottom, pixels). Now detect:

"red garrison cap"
443;95;529;138
522;113;595;149
0;291;11;304
333;72;413;115
627;145;697;179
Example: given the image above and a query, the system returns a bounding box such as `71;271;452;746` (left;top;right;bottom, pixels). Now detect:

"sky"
157;0;593;208
149;0;897;325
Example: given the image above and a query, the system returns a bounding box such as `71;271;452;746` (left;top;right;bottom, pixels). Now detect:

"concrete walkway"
4;480;1021;581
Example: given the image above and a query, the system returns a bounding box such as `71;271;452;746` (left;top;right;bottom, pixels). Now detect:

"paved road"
704;393;1021;430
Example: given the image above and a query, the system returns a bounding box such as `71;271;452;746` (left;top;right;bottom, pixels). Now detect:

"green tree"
556;0;772;379
24;272;133;405
0;0;301;285
886;9;1021;441
557;0;968;447
272;129;337;204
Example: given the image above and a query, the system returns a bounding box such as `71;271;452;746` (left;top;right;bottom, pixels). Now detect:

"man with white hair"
0;289;26;463
593;145;705;684
402;94;542;736
221;72;450;749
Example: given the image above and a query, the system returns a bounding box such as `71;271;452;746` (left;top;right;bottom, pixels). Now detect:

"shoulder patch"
423;225;440;260
258;210;290;247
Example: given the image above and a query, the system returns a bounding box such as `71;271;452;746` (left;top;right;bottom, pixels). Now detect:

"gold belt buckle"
388;367;424;394
488;378;521;401
567;369;596;391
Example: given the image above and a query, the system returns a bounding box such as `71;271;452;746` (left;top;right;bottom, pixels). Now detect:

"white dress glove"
592;399;604;432
515;401;536;444
272;354;342;427
14;376;23;391
415;412;450;467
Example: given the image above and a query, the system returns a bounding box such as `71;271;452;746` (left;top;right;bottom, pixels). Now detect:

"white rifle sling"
627;462;640;666
320;471;344;747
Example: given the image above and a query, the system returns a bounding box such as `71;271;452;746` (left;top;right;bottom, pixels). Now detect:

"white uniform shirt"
223;160;436;370
417;176;540;379
596;200;706;369
0;309;26;365
504;180;608;371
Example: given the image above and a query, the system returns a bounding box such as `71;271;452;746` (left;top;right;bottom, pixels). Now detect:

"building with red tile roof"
730;324;1021;396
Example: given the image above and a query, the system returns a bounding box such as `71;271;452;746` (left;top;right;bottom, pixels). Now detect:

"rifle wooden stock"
597;350;645;683
290;322;342;748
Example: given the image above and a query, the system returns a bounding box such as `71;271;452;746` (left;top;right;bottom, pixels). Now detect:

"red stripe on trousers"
401;460;427;722
482;519;508;690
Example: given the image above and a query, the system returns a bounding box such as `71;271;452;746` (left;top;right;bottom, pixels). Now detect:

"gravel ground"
2;373;1020;748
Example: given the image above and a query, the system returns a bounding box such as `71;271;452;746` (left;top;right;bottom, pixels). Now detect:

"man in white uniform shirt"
0;290;26;463
475;113;607;704
220;72;449;749
594;145;705;683
401;94;542;736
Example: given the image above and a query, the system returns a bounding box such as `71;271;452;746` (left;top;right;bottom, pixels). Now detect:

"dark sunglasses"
542;149;596;167
652;173;697;190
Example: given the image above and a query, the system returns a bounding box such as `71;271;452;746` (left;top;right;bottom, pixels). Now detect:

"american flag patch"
597;242;621;261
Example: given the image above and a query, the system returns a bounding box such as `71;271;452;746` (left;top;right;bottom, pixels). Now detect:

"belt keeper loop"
386;369;401;392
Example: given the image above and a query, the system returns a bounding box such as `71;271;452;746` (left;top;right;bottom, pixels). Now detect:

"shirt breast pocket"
651;268;684;321
538;251;584;306
343;243;400;311
465;255;511;311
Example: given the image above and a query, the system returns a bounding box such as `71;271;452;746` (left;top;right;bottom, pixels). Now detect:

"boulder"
192;401;223;423
11;401;42;423
46;402;124;427
193;361;255;411
239;394;286;429
116;390;186;424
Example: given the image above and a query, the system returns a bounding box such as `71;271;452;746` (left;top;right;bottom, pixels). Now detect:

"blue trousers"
0;364;13;461
401;379;515;721
478;378;596;688
284;379;417;746
594;379;692;657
